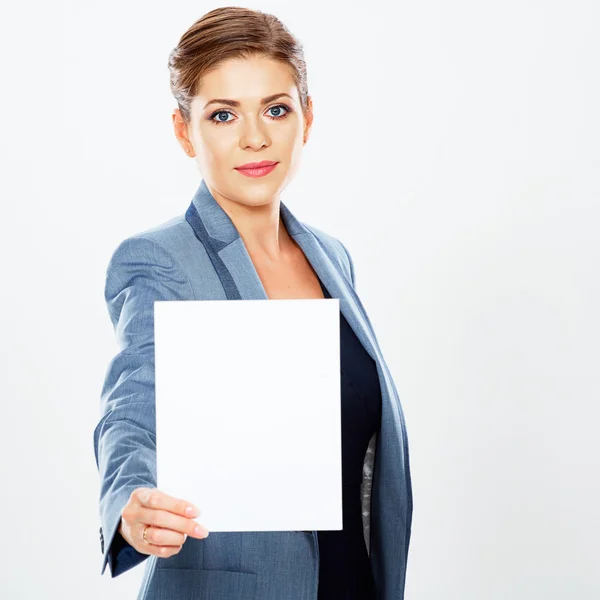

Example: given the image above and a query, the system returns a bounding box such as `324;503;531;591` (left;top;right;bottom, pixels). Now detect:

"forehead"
192;55;298;109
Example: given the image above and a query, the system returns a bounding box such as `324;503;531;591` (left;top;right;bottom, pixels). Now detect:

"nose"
239;117;270;150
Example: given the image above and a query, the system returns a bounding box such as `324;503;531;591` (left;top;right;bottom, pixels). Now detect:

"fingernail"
185;505;197;516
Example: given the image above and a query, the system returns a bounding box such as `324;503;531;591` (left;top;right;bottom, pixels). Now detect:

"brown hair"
168;7;309;124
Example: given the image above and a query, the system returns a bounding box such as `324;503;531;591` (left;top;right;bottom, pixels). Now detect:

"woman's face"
173;54;313;208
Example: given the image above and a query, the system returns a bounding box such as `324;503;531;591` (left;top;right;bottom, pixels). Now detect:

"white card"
154;298;342;532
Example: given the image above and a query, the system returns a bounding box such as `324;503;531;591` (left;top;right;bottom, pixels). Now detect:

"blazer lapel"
184;179;382;366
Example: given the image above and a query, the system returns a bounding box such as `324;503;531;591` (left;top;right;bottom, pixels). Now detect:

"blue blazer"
94;179;413;599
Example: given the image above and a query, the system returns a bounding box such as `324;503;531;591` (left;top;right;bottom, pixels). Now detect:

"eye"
208;104;292;126
266;104;291;119
211;110;235;124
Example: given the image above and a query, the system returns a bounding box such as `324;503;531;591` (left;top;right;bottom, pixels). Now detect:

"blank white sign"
154;297;342;533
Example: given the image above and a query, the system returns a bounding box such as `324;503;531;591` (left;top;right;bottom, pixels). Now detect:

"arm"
94;235;193;577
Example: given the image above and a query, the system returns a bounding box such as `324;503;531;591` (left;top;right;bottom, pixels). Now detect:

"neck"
210;187;293;262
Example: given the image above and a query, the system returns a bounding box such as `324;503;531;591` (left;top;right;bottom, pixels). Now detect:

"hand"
118;487;209;558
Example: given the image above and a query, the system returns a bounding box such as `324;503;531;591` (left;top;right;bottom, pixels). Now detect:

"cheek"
278;116;303;137
195;128;233;164
273;123;303;154
286;131;305;159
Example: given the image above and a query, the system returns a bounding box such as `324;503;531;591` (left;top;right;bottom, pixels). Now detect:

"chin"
235;191;280;208
231;178;285;205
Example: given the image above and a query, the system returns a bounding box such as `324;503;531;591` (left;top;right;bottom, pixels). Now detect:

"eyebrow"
203;93;294;110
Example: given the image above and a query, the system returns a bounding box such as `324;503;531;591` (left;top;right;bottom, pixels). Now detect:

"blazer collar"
184;179;382;365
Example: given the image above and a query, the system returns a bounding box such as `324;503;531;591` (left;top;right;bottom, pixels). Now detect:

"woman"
94;6;412;600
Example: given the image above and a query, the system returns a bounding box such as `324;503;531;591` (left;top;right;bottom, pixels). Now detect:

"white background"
0;0;598;598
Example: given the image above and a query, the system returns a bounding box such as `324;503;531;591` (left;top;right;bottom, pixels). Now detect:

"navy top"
317;278;382;599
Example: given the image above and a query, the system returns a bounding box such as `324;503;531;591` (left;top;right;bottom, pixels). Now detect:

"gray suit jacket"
94;179;413;599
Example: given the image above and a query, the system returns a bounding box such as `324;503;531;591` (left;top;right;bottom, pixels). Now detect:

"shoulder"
109;214;191;255
302;222;355;288
105;214;194;278
103;216;195;326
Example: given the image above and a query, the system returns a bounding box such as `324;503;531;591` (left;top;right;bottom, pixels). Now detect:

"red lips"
235;160;278;170
234;160;279;178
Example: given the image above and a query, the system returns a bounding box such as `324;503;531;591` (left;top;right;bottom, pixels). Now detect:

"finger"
139;506;209;539
137;488;201;519
139;532;183;558
135;521;183;558
155;544;183;558
140;523;188;547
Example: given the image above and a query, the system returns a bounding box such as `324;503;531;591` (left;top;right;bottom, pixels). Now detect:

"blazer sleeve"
94;235;193;577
